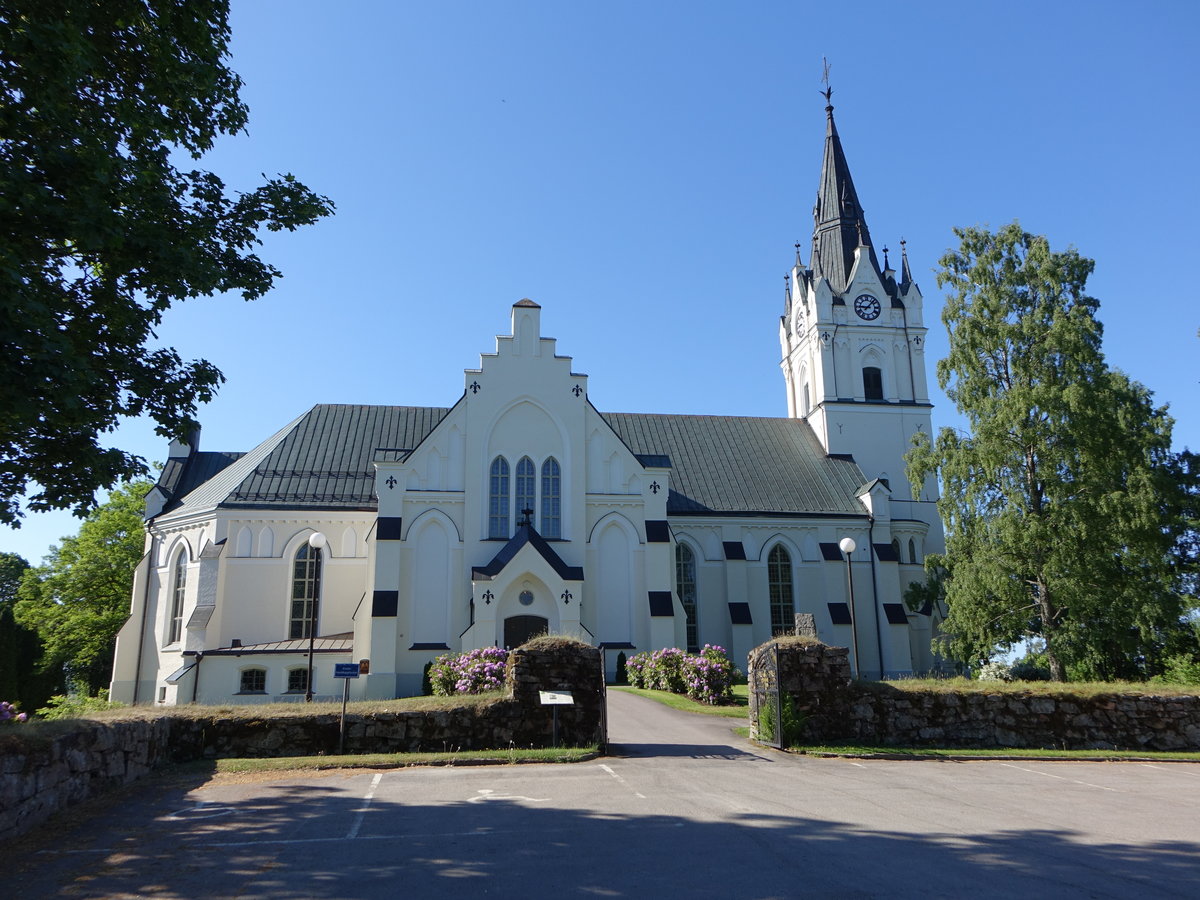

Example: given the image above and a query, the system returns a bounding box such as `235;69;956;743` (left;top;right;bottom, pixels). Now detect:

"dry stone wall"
749;638;1200;751
1;639;602;843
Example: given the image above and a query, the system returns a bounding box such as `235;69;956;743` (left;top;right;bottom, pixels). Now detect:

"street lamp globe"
308;531;327;550
838;536;856;555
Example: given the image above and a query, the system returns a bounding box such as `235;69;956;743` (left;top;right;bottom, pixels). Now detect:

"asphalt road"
11;690;1200;898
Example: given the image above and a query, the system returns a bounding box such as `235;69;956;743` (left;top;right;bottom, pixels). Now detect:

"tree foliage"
0;550;63;710
907;223;1195;681
15;481;151;694
0;0;334;524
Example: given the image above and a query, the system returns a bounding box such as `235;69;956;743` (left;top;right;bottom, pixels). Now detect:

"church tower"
779;91;942;544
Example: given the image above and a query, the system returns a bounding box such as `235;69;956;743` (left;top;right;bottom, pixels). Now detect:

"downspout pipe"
867;516;884;679
131;534;157;705
191;652;203;704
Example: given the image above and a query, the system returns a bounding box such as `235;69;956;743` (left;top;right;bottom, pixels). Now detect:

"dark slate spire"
810;95;881;294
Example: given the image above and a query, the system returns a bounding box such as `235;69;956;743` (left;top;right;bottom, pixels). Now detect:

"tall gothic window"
891;538;902;562
676;543;698;653
290;544;322;639
909;538;919;565
488;456;510;538
541;457;561;538
515;457;536;526
768;545;794;636
168;549;187;644
863;366;883;400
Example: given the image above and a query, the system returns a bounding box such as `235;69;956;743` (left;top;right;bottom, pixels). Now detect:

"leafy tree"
0;0;334;525
907;223;1192;682
15;481;151;694
0;551;61;709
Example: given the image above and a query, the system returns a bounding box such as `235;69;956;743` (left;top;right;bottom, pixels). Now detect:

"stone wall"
749;638;1200;752
1;639;602;843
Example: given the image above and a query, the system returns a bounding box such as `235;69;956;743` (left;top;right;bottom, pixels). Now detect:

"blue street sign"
334;663;361;679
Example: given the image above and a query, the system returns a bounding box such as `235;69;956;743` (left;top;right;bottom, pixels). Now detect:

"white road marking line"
599;763;646;798
165;802;235;821
346;772;383;839
1142;763;1200;777
466;788;548;803
1000;762;1119;792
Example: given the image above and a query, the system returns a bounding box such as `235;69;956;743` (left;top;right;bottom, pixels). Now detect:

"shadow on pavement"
10;761;1199;899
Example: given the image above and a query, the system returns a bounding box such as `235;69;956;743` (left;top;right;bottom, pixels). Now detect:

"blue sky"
4;0;1198;564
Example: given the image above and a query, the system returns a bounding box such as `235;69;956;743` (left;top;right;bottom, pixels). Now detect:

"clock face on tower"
854;294;881;320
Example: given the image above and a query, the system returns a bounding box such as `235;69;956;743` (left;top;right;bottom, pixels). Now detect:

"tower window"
863;366;883;400
168;549;187;644
541;457;561;538
676;543;698;653
515;457;536;526
768;545;795;636
909;538;919;565
290;543;322;639
488;456;510;538
802;382;811;416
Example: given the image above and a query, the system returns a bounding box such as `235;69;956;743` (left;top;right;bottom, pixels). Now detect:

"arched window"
676;543;698;653
286;667;309;694
168;550;187;644
863;366;884;400
515;456;536;526
802;382;811;416
290;543;322;639
239;668;266;694
909;538;919;565
541;457;561;538
891;538;902;562
768;545;794;636
488;456;510;538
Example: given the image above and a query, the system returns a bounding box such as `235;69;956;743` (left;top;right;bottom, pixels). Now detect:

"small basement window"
287;668;309;694
239;668;267;694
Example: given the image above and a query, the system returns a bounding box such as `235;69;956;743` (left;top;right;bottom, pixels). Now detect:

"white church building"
110;99;947;705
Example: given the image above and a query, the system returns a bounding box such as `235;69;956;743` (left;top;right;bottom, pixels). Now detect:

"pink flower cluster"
429;647;510;696
626;644;736;705
1;701;28;723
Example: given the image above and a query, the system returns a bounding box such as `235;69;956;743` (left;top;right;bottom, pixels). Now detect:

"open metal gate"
751;642;783;749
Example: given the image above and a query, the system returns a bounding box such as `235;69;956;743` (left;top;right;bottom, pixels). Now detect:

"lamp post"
305;531;327;702
839;536;861;678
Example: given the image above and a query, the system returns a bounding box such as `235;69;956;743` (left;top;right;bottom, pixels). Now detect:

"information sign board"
334;663;361;679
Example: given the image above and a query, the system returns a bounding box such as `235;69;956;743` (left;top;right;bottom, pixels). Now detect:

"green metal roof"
158;404;865;518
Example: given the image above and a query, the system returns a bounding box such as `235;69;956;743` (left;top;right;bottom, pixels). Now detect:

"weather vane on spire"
821;57;833;105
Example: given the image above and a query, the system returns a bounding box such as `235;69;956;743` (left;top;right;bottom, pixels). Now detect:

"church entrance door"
504;615;548;649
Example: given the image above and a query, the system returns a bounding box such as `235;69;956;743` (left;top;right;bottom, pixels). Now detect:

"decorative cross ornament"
482;589;494;605
519;507;533;527
821;331;831;346
385;475;397;490
560;589;573;604
571;384;583;397
649;481;661;495
912;335;922;347
469;381;481;394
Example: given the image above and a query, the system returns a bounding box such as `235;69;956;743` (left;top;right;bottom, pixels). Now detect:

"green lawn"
214;745;599;772
609;683;748;718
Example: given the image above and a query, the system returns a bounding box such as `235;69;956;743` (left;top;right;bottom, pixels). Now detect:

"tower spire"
809;83;881;294
899;238;913;289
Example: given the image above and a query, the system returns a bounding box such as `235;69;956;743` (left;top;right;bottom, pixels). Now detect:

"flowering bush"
428;647;510;695
1;700;28;723
626;645;736;705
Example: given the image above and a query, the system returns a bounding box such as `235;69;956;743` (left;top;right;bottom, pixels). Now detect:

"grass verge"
215;745;599;773
875;677;1200;698
610;684;748;718
780;744;1200;762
